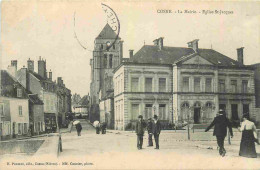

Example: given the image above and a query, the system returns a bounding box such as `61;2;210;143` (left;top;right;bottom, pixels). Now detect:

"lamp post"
187;106;192;140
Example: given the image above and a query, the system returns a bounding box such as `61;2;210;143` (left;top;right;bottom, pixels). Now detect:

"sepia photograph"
0;0;260;169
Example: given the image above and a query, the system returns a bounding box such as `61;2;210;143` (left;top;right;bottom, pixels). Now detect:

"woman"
238;114;258;158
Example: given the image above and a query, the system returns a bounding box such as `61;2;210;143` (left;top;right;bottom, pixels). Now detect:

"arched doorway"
193;102;201;124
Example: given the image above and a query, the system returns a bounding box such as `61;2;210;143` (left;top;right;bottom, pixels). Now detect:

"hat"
138;115;143;118
153;115;158;119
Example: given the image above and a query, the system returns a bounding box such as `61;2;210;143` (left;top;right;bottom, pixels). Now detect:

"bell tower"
90;23;123;105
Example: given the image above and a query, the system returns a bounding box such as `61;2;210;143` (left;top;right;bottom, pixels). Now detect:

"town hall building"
114;37;256;130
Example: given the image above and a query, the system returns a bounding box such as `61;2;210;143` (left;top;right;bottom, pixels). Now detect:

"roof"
77;95;89;106
129;45;194;64
96;23;120;39
28;94;43;104
29;71;53;83
197;49;242;66
128;45;244;67
1;70;43;103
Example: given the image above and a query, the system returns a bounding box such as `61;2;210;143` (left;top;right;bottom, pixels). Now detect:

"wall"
9;98;29;135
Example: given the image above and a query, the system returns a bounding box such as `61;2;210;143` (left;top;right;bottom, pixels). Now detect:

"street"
58;120;260;169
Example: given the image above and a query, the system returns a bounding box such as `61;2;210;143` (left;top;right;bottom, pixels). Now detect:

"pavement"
1;119;260;169
57;120;260;169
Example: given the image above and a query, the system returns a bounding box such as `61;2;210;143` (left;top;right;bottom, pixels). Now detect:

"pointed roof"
96;23;120;39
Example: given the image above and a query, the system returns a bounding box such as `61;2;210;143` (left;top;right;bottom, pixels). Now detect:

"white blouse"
240;120;257;138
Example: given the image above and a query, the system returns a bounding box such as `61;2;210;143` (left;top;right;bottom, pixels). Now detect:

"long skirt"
239;130;257;158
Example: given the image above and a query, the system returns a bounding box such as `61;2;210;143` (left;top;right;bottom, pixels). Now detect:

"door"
231;104;239;127
194;108;201;124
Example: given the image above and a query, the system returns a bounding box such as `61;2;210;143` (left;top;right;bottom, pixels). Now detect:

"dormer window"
17;88;22;98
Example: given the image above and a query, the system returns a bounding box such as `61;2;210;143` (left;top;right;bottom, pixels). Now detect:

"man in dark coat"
75;123;82;136
135;115;146;150
152;115;161;149
147;118;153;147
205;109;233;156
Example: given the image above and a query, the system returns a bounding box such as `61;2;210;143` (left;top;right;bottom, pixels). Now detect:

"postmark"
73;3;120;52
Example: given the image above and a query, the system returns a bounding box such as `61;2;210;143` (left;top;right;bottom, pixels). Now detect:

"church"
89;24;123;128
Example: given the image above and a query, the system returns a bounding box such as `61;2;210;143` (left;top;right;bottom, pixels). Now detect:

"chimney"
188;39;199;52
237;47;244;65
153;37;164;50
38;57;46;78
8;60;18;78
49;69;52;81
27;58;34;72
11;60;17;69
57;77;62;86
129;50;134;58
19;66;28;89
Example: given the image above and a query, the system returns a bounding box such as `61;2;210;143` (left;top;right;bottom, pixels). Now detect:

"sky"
1;1;260;96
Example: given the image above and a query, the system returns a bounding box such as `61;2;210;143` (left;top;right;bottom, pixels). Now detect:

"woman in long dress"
238;114;258;158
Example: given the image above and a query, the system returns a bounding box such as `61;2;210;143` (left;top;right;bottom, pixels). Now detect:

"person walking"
68;114;74;133
152;115;161;149
238;114;258;158
147;118;153;147
135;115;146;150
75;123;82;136
205;109;233;157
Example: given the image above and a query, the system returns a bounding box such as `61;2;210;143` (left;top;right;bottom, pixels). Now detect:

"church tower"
90;23;123;105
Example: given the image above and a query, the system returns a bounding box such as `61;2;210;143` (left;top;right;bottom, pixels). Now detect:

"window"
145;78;153;92
23;123;27;134
131;104;139;119
159;104;166;120
38;122;41;132
18;123;23;135
17;88;22;97
243;104;249;115
145;104;153;120
101;44;103;50
0;104;4;116
231;80;237;93
219;79;225;93
205;78;212;92
113;44;115;50
18;106;22;116
159;78;166;92
194;77;201;92
104;54;107;68
109;54;113;68
242;80;248;93
183;77;189;92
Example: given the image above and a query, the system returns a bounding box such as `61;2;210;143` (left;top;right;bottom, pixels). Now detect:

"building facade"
56;77;72;128
114;37;257;130
17;57;58;133
114;62;173;130
0;70;30;140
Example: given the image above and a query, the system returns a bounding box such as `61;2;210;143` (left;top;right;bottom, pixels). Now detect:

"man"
205;109;233;157
75;123;82;136
152;115;161;149
135;115;146;150
147;118;153;147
